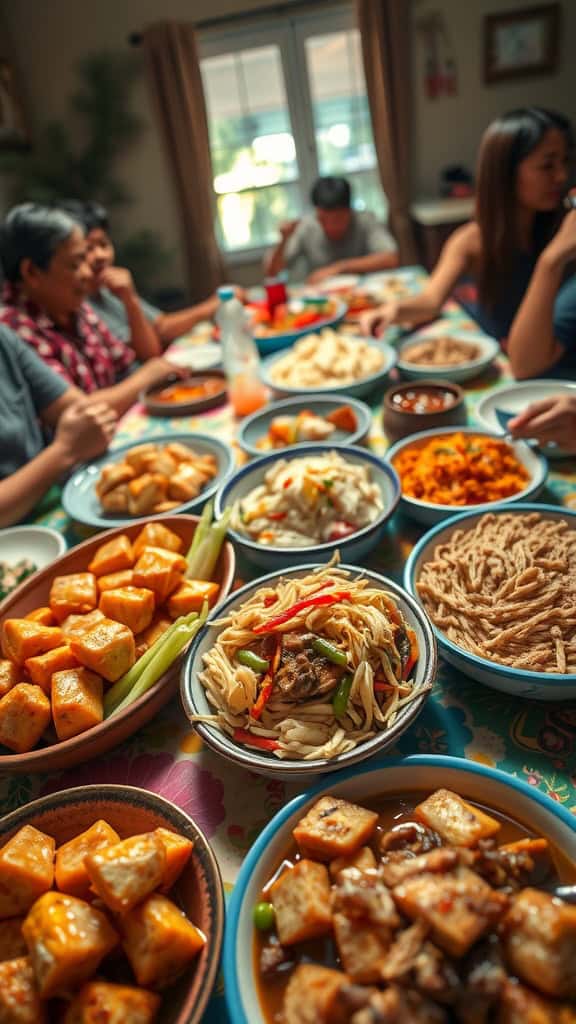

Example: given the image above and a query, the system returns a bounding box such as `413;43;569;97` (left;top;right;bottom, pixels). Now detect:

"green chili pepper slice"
332;672;353;718
237;649;269;673
311;637;348;666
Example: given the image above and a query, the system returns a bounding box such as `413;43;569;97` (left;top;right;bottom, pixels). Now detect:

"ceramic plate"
62;433;234;529
0;526;66;574
165;342;222;371
477;380;576;459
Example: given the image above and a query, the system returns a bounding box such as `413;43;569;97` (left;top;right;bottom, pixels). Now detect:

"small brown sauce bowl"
383;379;467;444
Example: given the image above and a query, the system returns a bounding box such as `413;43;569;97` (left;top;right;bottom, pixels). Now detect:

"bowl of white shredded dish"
214;445;401;570
260;328;396;399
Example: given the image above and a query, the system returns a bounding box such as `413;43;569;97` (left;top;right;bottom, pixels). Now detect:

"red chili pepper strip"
253;590;352;634
251;641;282;720
373;681;395;693
268;512;287;521
402;627;419;680
233;728;279;752
263;594;278;608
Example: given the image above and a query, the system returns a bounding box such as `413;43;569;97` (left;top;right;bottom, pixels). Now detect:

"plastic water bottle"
216;286;267;417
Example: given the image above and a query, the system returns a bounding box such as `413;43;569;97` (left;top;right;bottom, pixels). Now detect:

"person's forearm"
507;252;566;379
391;288;444;327
338;251;399;274
123;293;162;359
154;299;217;344
89;366;159;417
0;441;76;527
264;238;289;277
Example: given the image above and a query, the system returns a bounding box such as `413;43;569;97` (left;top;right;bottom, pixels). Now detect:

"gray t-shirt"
0;325;67;479
285;210;397;277
88;288;161;343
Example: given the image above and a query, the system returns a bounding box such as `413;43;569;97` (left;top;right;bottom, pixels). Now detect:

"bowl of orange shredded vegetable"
385;426;548;525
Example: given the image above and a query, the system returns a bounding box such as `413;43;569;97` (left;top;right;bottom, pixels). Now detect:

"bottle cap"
217;286;235;301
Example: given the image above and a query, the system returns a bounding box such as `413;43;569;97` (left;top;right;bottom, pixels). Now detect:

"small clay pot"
383;379;467;444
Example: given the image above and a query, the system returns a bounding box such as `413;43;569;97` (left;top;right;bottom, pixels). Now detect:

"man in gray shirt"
265;177;398;284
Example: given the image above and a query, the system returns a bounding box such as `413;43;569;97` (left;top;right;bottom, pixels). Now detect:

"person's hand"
306;263;343;286
54;401;117;464
97;266;136;301
544;208;576;268
279;219;300;243
508;395;576;451
138;357;188;390
359;302;399;337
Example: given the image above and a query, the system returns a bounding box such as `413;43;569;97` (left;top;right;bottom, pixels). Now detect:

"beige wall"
2;0;575;290
413;0;575;195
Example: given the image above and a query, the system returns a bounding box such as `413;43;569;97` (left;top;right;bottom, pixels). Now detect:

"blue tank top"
461;252;539;340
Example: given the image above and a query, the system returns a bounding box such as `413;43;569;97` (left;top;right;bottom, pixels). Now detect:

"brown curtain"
142;22;224;301
356;0;418;264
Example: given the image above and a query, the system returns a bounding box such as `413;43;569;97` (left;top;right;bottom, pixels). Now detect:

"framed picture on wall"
0;59;28;148
484;3;560;83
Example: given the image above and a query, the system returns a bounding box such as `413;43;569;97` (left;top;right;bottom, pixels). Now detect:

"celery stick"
185;501;213;564
110;605;208;717
103;612;197;717
186;506;231;581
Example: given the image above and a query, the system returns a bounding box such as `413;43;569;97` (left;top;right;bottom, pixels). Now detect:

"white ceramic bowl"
180;564;437;780
385;425;548;526
405;503;576;700
0;525;66;578
261;337;396;400
397;330;500;383
477;380;576;459
223;754;576;1024
214;443;400;571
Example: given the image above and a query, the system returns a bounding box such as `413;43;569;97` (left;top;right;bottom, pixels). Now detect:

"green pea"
253;901;276;931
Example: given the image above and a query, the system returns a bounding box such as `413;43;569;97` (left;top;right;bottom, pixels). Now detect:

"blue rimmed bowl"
260;336;396;399
214;443;400;571
180;565;436;780
223;754;576;1024
385;425;548;526
62;433;235;530
254;299;347;355
237;394;373;459
405;503;576;700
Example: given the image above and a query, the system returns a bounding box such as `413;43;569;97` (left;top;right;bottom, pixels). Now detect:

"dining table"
2;266;576;1022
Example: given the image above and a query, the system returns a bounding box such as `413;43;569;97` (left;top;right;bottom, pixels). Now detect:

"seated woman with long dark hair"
361;107;572;343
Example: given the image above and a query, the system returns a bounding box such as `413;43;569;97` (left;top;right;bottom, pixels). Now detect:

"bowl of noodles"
180;561;436;778
214;445;401;571
385;426;547;526
405;504;576;700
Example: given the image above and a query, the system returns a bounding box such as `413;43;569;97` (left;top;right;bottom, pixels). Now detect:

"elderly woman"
0;204;180;413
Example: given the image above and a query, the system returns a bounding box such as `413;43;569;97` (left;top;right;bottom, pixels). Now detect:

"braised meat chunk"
283;964;351;1024
499;979;576;1023
502;888;576;1000
275;632;346;701
332;869;401;983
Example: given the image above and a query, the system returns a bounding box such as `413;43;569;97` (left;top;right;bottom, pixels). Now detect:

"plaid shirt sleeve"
0;308;76;386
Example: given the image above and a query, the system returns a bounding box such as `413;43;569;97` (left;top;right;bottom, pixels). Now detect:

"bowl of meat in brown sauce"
223;754;576;1023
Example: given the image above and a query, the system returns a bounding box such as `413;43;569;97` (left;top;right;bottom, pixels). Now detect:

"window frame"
199;3;375;262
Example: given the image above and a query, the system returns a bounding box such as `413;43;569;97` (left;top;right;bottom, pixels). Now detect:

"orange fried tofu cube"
84;833;166;914
121;893;205;989
329;846;377;880
392;866;509;958
132;523;184;559
132;548;187;604
270;860;332;945
155;828;194;892
503;888;576;1000
499;979;576;1024
51;668;103;741
61;609;106;639
97;569;134;593
293;797;378;860
49;573;98;624
124;444;158;474
1;619;63;665
88;535;134;578
69;618;135;683
22;891;117;998
99;587;155;635
165;442;196;464
96;462;136;499
63;981;160;1024
0;918;27;962
55;820;120;900
137;616;172;651
25;645;79;694
414;789;501;847
283;964;349;1024
127;475;167;517
25;607;55;626
167;464;207;503
0;659;20;698
0;957;46;1024
332;912;391;983
0;684;51;754
167;580;219;618
0;825;55;919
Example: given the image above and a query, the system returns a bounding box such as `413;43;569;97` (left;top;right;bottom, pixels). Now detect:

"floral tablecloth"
3;270;576;1022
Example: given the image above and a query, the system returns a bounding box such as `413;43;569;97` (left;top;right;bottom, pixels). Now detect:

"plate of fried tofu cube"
0;783;224;1024
62;434;234;529
0;515;235;772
